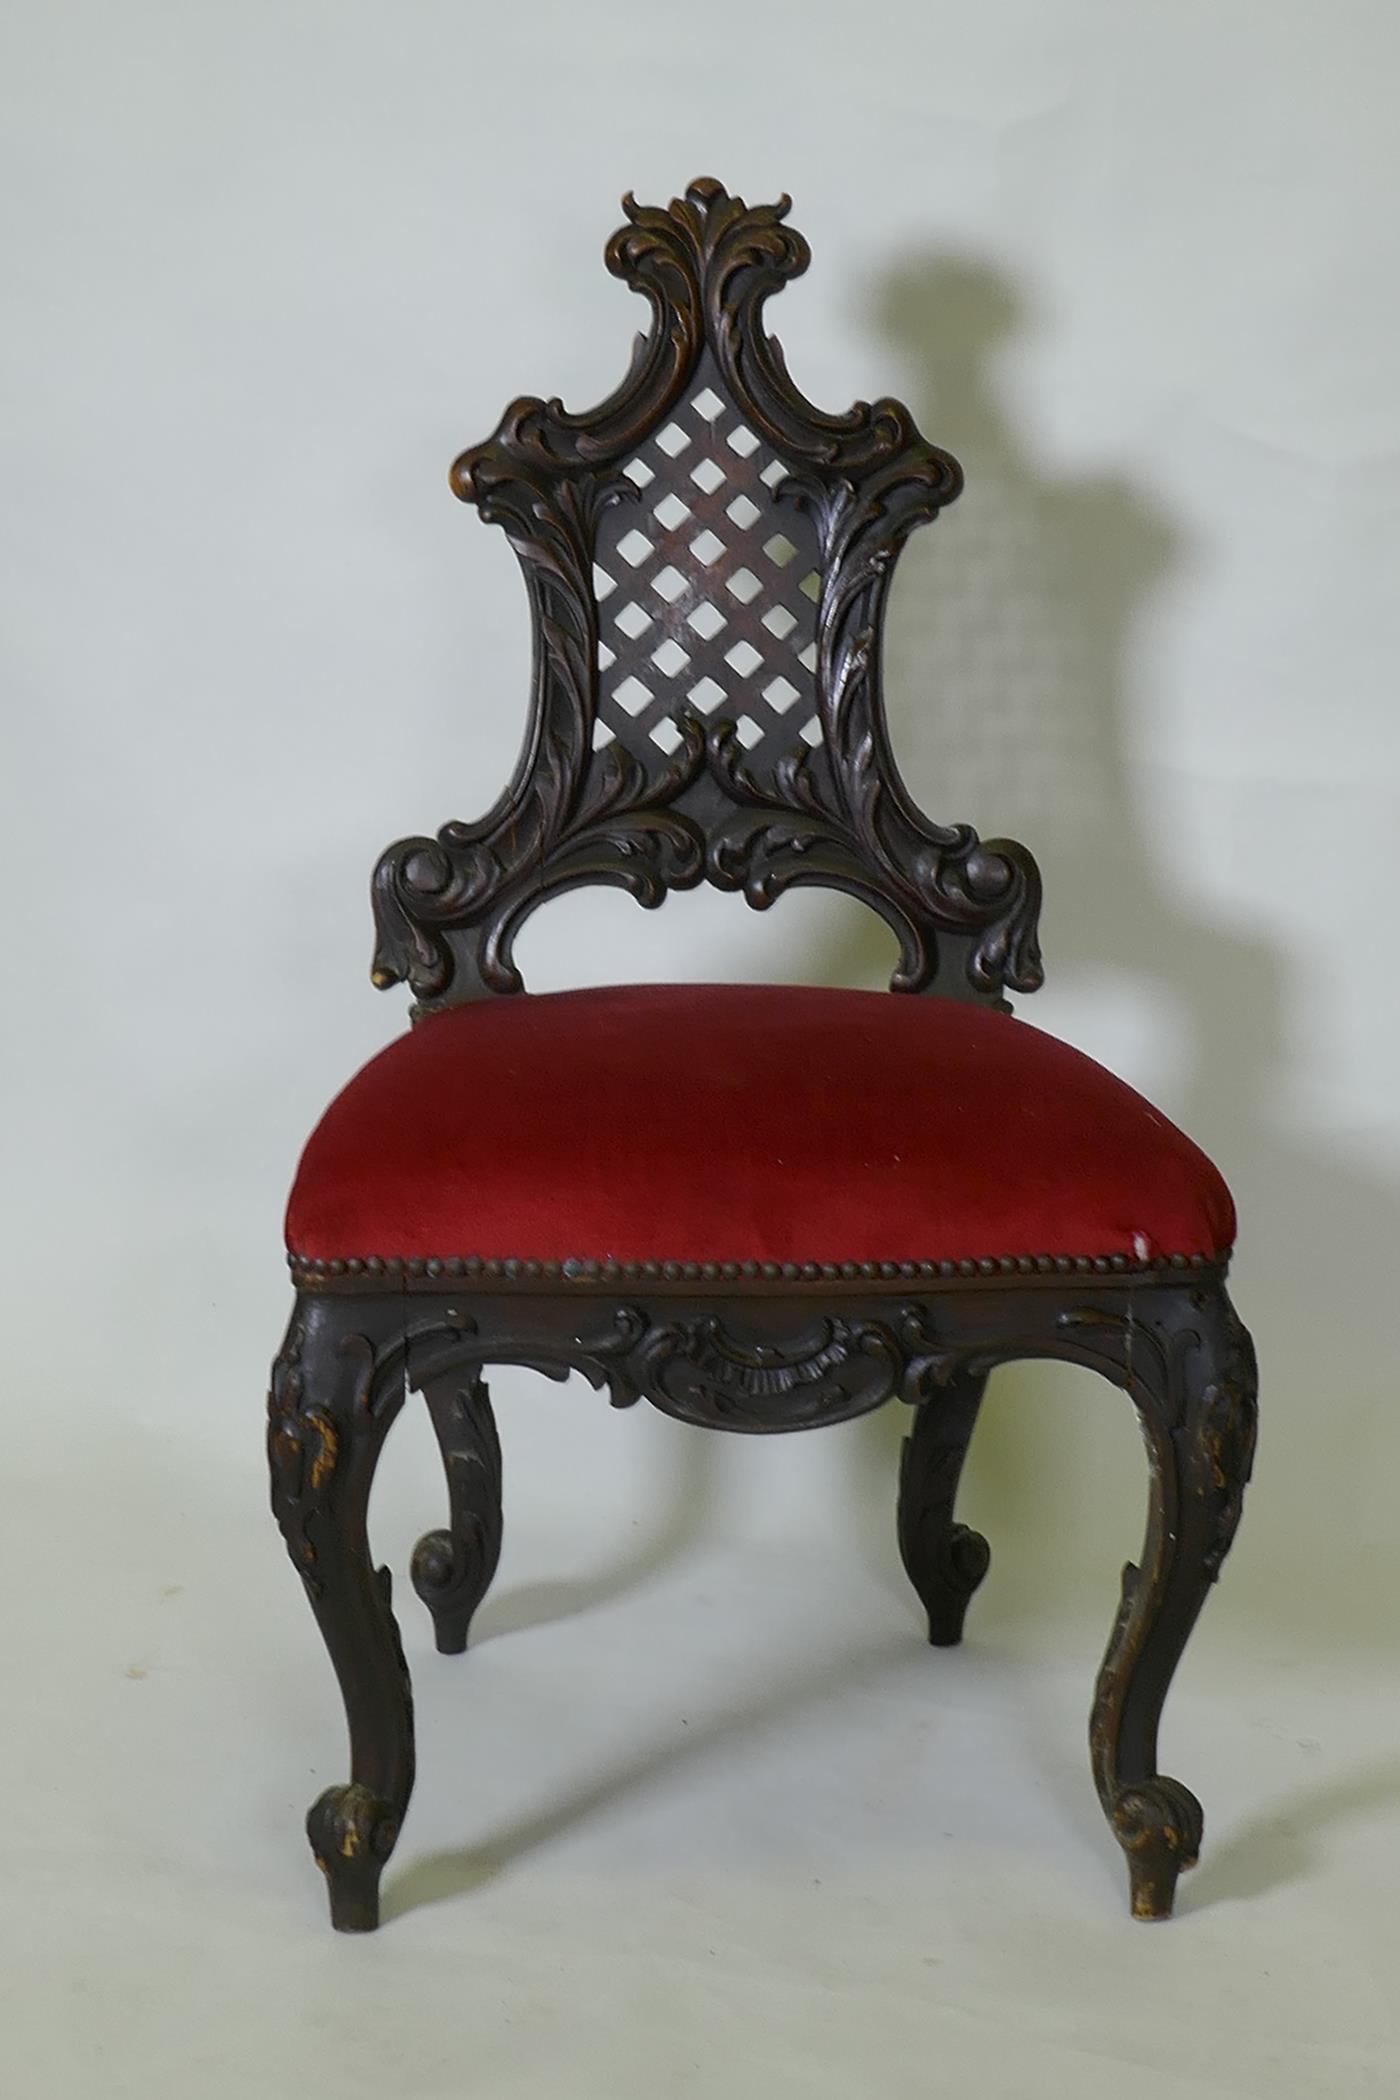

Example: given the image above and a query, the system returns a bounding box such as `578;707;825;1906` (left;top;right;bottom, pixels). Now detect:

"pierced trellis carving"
370;177;1044;1012
593;353;824;770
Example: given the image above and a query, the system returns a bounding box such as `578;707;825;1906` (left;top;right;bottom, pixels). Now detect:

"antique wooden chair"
269;179;1257;1932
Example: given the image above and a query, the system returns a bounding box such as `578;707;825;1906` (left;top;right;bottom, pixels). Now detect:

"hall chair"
269;179;1256;1931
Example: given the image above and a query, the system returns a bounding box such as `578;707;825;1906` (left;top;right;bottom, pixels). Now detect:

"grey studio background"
3;3;1398;2095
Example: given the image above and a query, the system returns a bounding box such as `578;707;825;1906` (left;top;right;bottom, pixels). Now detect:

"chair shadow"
383;1630;916;1920
390;1617;1400;1923
1006;1662;1400;1914
1182;1754;1400;1910
816;248;1400;1669
467;1419;722;1644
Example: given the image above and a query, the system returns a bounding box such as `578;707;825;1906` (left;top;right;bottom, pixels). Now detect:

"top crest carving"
371;178;1044;1011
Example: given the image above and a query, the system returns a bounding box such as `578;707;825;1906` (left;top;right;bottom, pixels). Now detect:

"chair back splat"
369;179;1043;1013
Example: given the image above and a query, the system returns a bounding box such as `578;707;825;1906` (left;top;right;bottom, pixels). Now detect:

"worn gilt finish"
271;179;1255;1932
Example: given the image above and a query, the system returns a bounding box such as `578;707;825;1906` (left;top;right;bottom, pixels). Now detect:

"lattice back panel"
592;355;823;775
371;182;1043;1015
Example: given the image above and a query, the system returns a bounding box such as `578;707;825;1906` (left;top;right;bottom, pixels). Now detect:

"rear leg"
411;1371;503;1654
897;1367;991;1646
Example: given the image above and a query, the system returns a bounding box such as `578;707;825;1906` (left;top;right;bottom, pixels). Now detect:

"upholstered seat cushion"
286;984;1234;1271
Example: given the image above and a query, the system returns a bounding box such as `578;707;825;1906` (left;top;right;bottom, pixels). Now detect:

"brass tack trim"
286;1248;1223;1282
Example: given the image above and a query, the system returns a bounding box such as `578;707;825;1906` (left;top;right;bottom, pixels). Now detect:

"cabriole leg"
897;1367;991;1646
268;1295;414;1932
1088;1283;1257;1919
412;1371;503;1654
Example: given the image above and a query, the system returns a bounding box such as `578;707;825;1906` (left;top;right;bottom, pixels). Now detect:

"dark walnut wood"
269;178;1256;1932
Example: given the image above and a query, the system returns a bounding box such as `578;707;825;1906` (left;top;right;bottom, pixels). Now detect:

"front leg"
268;1294;414;1931
897;1368;991;1645
1087;1283;1257;1919
412;1371;503;1654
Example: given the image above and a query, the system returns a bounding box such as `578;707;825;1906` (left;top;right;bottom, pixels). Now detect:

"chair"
268;179;1257;1932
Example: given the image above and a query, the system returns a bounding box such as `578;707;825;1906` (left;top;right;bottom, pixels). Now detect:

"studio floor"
3;1357;1396;2100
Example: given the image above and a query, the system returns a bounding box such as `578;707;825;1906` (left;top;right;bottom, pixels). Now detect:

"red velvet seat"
287;983;1234;1271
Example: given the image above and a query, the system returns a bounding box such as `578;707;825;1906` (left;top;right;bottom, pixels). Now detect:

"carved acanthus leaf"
267;1322;376;1588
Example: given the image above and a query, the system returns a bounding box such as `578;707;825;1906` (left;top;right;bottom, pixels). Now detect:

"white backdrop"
4;4;1399;2094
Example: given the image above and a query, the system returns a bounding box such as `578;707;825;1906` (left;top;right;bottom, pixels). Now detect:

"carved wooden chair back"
369;178;1042;1014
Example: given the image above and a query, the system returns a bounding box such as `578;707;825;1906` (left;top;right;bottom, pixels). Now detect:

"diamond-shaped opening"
623;457;655;489
593;563;617;600
688;675;727;712
764;533;797;569
763;605;798;640
798;570;821;602
799;715;823;747
652;492;691;531
650;565;688;603
727;424;761;457
656;423;690;457
651;637;690;676
726;493;762;529
724;640;763;678
615;600;652;639
763;674;801;712
617;527;653;568
597;642;616;671
692;386;724;422
613;675;653;716
690;528;726;566
690;458;726;496
759;458;786;487
686;600;726;640
651;717;684;753
725;567;762;604
796;640;818;672
735;716;764;748
592;716;616;749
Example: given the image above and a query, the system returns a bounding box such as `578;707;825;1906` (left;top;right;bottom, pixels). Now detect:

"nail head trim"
285;1245;1232;1284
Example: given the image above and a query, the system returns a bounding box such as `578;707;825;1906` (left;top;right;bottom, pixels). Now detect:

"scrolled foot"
923;1524;992;1647
410;1524;486;1654
307;1782;401;1932
1111;1776;1203;1920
